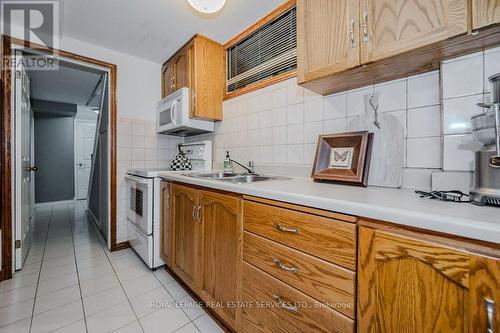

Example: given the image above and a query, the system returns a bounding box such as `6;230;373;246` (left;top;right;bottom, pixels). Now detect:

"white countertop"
159;172;500;244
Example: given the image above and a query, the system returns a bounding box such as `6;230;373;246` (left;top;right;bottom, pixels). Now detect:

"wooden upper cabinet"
473;0;500;29
198;190;242;330
172;47;189;91
170;184;200;291
360;0;468;63
160;181;172;267
358;226;500;333
297;0;360;83
161;61;174;97
161;34;224;121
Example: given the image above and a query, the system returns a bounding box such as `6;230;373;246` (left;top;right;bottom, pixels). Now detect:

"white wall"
187;46;500;193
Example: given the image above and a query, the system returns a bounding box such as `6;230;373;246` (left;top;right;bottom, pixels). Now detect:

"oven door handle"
125;175;152;186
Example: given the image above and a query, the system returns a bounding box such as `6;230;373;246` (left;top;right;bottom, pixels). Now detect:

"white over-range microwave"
156;87;214;136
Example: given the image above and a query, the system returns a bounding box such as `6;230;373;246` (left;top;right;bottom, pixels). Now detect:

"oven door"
125;175;153;235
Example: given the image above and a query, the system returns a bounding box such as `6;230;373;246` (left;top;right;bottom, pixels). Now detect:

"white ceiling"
29;60;104;107
61;0;287;63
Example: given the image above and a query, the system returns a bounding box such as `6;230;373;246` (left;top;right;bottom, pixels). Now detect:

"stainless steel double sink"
183;172;289;184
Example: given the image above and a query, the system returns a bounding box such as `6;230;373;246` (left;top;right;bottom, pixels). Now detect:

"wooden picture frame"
311;131;373;186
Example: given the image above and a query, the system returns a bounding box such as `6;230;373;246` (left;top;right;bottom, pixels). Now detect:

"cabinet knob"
350;19;356;49
485;298;495;333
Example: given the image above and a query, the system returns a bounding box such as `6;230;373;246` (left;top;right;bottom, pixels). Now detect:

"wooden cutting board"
347;111;404;188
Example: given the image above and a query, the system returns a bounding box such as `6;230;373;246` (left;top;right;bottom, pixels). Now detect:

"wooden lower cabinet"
198;190;242;330
170;184;200;291
358;225;500;333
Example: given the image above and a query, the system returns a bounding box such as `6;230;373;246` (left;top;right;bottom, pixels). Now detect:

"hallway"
0;202;222;333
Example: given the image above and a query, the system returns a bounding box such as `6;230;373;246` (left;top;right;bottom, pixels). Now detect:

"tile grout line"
28;206;54;333
66;203;90;333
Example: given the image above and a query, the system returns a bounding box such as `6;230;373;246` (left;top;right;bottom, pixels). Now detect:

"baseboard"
35;200;75;207
111;241;130;252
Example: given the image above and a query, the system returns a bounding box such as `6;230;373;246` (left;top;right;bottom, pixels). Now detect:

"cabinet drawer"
241;262;354;333
243;232;355;318
243;201;357;270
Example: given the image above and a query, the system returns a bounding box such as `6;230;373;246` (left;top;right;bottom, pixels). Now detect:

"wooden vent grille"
226;6;296;93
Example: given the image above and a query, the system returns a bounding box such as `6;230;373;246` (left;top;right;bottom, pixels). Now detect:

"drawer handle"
485;298;495;333
272;294;298;313
273;223;299;234
192;205;197;220
272;259;299;273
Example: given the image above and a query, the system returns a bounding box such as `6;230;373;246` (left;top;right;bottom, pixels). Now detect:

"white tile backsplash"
183;47;500;191
374;78;407;112
443;94;484;135
407;106;441;138
407;137;442;169
442;52;484;98
407;71;440;108
443;134;479;171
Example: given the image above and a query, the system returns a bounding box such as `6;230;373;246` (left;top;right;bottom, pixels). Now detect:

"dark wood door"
358;226;500;332
198;190;242;329
170;184;200;290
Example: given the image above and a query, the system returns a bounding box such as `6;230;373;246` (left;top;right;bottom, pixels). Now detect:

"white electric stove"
125;141;212;269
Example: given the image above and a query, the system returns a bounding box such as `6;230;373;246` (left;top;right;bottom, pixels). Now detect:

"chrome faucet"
229;158;255;174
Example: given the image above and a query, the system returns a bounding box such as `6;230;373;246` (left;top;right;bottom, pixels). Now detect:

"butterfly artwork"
329;147;354;169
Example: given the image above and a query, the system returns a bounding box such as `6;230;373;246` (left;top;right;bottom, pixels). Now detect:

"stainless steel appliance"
125;141;212;269
470;74;500;206
156;87;214;136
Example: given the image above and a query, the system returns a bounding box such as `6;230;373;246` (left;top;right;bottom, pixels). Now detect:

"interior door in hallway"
75;120;96;200
14;50;34;270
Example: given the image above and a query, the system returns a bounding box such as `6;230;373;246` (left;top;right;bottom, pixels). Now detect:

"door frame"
0;35;123;282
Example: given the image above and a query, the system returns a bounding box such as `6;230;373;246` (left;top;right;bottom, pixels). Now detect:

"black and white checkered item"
170;146;192;171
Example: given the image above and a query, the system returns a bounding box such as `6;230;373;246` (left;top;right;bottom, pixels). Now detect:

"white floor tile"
34;284;81;315
177;295;206;320
114;320;144;333
153;269;175;286
192;315;224;333
121;274;162;299
164;280;188;301
129;286;173;319
0;273;38;293
0;284;37;308
31;299;84;333
80;272;120;297
83;285;128;316
36;272;79;296
139;306;190;333
0;318;31;333
39;263;77;281
174;323;200;333
0;298;34;327
51;319;86;333
86;301;136;333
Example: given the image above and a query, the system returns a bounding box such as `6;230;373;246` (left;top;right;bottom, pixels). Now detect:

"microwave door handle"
170;100;178;126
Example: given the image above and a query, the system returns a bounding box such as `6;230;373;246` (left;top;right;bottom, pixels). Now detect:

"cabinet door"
297;0;359;83
198;190;242;329
160;181;171;267
360;0;468;63
187;38;197;118
161;61;174;98
171;184;200;290
358;227;500;333
173;47;189;91
473;0;500;29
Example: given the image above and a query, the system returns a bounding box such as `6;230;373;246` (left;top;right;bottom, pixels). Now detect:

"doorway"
1;37;119;281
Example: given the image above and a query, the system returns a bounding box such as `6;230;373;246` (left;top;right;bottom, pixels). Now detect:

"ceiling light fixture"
186;0;226;14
